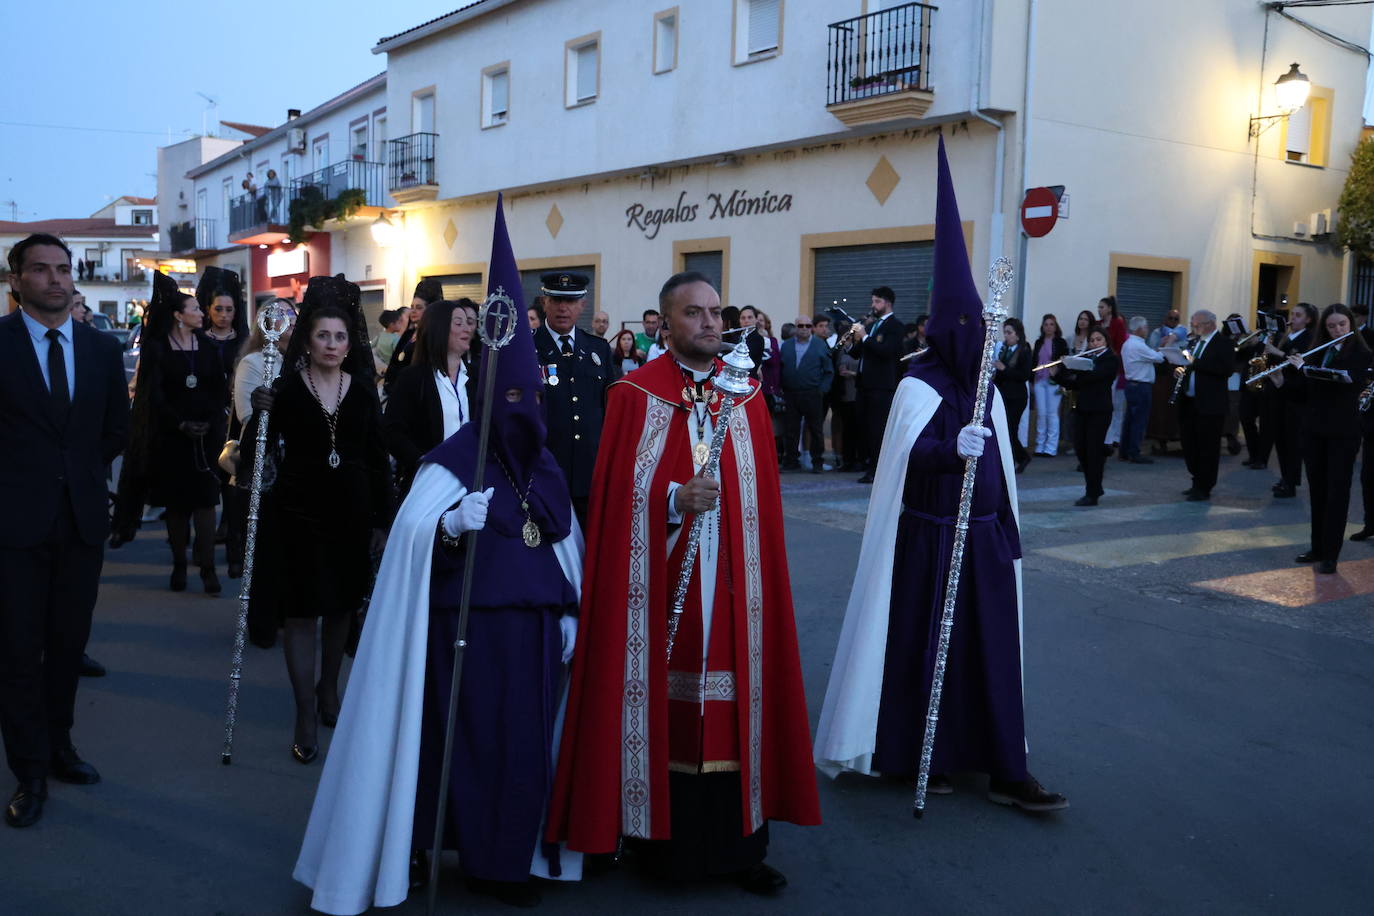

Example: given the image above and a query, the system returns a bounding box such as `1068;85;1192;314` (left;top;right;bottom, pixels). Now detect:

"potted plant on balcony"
287;186;370;244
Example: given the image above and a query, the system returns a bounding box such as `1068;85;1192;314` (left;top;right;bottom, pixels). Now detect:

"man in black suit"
532;272;612;526
0;234;129;828
780;314;834;473
1175;309;1235;501
849;286;905;483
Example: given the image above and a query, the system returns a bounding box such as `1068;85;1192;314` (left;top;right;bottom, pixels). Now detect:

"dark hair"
376;308;398;329
613;328;638;359
414;299;463;372
642;308;660;320
1098;295;1118;319
146;292;199;340
1086;326;1110;347
915;314;928;329
7;233;73;275
1038;313;1063;340
813;314;831;326
720;305;740;330
658;270;714;314
293;305;353;367
738;305;758;320
1291;301;1319;328
413;278;443;305
1075;310;1097;334
1315;303;1369;351
1003;317;1025;345
872;286;896;305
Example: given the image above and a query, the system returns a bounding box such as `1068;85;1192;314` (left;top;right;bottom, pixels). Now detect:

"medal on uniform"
590;351;601;366
186;374;198;389
693;441;710;467
546;364;560;386
521;509;542;548
328;449;341;469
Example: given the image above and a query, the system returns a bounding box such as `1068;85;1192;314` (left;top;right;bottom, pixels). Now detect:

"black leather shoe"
1273;484;1296;499
1226;437;1242;456
1014;457;1030;474
317;691;339;729
170;564;187;592
927;774;954;795
987;773;1069;812
1351;527;1374;542
735;862;788;896
409;850;429;890
1185;491;1210;501
1074;495;1099;507
1295;552;1318;564
50;746;100;785
779;460;801;471
227;561;243;579
5;779;46;828
200;567;221;595
465;877;541;908
291;744;318;765
857;473;875;484
1317;560;1338;575
79;654;106;678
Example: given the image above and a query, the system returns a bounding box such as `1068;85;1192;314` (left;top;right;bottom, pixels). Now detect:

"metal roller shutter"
1114;268;1176;329
427;273;484;303
812;240;933;325
682;250;724;294
521;266;596;331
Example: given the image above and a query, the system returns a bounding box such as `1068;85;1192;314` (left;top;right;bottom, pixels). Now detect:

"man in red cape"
547;271;819;894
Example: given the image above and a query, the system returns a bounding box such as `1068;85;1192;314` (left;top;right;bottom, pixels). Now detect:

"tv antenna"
196;91;220;137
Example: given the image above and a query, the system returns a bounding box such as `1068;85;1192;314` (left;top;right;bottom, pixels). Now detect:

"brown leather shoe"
988;773;1068;812
5;778;47;828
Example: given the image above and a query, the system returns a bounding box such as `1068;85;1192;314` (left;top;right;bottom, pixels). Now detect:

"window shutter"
748;0;780;54
1286;104;1311;158
577;44;598;101
491;71;509;116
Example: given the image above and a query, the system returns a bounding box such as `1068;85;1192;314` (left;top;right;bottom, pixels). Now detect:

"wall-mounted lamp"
371;211;401;247
1249;62;1311;138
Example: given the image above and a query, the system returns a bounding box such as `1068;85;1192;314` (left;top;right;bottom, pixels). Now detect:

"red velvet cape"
546;355;821;852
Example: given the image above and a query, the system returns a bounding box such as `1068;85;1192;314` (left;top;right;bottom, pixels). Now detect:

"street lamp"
1250;62;1311;138
371;212;400;247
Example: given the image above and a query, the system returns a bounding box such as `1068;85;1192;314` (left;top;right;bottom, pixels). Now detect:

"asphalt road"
3;447;1373;915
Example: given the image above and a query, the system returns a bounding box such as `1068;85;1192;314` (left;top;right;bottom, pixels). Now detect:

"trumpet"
1245;331;1355;388
1359;380;1374;413
1033;346;1106;372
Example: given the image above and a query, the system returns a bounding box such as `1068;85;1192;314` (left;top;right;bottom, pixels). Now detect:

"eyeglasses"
795;323;812;328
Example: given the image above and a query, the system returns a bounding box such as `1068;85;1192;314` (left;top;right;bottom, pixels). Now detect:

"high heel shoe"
316;685;340;728
291;744;318;765
200;567;221;595
170;564;187;592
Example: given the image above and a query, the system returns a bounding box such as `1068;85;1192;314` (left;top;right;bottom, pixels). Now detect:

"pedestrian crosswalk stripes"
1033;523;1356;568
1017;501;1250;531
1196;558;1374;607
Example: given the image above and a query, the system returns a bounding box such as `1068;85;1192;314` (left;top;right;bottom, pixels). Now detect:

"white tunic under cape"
812;376;1024;778
292;461;584;915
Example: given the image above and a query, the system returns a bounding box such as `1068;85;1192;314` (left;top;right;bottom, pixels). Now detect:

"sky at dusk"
1;1;456;222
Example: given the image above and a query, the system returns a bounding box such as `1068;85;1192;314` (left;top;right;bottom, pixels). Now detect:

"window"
373;113;388;163
350;121;368;160
1285;87;1332;168
734;0;782;64
221;179;231;217
84;248;102;267
482;63;510;128
413;91;436;133
565;34;600;107
280;154;295;188
654;9;678;74
132;209;153;225
312;136;329;171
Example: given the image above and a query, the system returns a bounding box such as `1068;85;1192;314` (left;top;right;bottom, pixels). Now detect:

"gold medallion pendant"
521;514;542;548
693;441;710;467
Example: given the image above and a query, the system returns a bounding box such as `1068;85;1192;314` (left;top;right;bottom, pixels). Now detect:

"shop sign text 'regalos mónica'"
626;189;794;239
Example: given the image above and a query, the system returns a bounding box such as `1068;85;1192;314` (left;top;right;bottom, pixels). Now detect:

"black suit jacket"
1182;332;1235;416
993;342;1032;407
1056;351;1119;413
0;312;129;548
852;313;905;392
1294;342;1373;437
533;326;613;500
383;362;450;492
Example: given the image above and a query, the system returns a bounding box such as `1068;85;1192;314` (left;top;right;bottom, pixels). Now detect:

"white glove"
442;487;494;537
559;615;578;664
956;425;992;459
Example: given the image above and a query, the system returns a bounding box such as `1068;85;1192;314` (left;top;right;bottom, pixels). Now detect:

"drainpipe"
968;0;1006;282
1013;0;1039;321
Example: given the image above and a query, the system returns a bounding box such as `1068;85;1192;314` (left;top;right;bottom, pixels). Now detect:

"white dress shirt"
664;362;720;669
1121;334;1165;383
1186;330;1217;397
434;365;470;439
21;308;76;395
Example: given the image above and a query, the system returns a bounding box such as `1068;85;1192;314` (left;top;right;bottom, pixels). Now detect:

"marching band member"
1271;303;1317;499
1055;329;1120;506
1175;310;1235;502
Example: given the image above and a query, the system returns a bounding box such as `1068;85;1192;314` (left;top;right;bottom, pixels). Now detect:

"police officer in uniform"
532;272;612;526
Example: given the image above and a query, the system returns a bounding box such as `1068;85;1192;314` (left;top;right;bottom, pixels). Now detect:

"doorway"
1256;263;1295;315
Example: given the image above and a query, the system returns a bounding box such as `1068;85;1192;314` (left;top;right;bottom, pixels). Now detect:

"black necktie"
1000;345;1009;363
559;335;573;357
46;328;70;415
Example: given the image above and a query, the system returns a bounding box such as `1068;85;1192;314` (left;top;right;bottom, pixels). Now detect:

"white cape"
813;377;1023;778
293;461;584;915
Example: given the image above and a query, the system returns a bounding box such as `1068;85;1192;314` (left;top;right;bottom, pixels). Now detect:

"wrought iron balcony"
826;3;936;127
169;218;217;254
293;160;385;208
388;132;439;203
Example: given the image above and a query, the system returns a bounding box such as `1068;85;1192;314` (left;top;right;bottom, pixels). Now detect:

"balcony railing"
827;3;935;107
169;218;215;253
229;191;277;237
293;160;385;208
388;132;438;191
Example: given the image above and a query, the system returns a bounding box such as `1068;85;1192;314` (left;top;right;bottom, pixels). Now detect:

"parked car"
88;312;133;348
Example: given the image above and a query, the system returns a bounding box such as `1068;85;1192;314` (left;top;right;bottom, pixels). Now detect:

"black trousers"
834;400;861;466
1305;434;1361;563
1073;410;1111;498
1360;419;1374;527
1239;388;1271;466
859;388;895;470
630;771;769;880
782;389;825;465
1178;398;1224;494
0;492;103;781
1003;395;1029;466
1274;400;1305;488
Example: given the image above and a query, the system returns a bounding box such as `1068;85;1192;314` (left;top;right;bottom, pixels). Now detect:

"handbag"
218;438;241;476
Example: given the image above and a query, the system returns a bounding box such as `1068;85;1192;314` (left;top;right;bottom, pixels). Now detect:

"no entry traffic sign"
1021;187;1059;238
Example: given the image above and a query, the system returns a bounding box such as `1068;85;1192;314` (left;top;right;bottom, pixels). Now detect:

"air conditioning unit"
287;128;307;152
1293;221;1309;238
1310;209;1332;236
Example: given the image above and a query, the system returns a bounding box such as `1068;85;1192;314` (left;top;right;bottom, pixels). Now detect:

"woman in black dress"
1285;303;1372;574
113;270;227;591
383;298;477;496
197;267;248;560
257;276;390;763
993;317;1033;472
1055;328;1120;506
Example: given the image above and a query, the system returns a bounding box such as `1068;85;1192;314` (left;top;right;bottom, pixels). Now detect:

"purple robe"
871;374;1027;782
